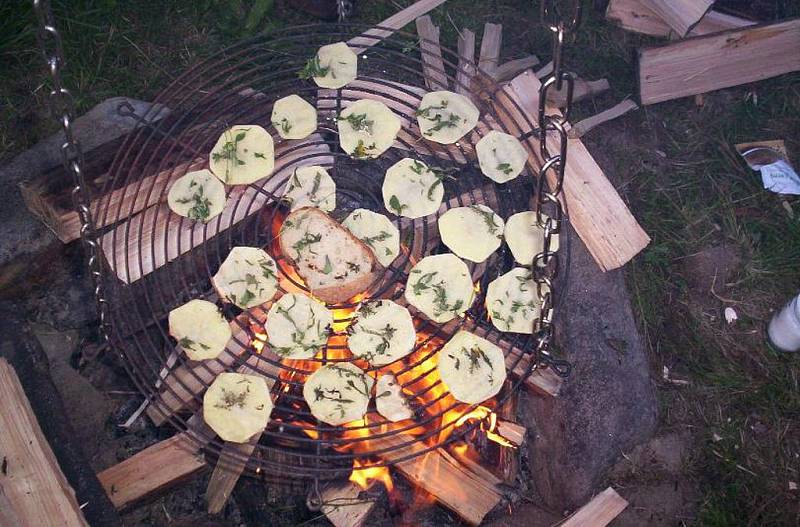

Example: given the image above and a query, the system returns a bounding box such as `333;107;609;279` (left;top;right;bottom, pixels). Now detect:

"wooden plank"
320;481;378;527
100;135;332;283
546;78;610;108
561;487;629;527
347;0;449;53
496;70;650;271
478;23;503;76
638;19;800;105
569;99;639;138
492;55;540;82
496;420;526;447
607;0;754;38
640;0;715;36
416;15;449;91
0;359;89;526
455;28;476;94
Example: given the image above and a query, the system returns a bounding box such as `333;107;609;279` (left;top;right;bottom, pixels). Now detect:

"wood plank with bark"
416;15;449;91
0;358;89;526
640;0;715;36
607;0;753;38
638;19;800;105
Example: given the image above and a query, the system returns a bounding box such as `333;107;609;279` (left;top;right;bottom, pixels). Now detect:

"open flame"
350;460;394;492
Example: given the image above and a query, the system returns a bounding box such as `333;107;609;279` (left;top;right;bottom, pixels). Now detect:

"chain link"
531;0;582;377
32;0;109;343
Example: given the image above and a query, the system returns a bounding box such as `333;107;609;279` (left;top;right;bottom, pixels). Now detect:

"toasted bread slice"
279;207;379;304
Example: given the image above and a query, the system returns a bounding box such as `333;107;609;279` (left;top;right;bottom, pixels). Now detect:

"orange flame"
350;460;394;492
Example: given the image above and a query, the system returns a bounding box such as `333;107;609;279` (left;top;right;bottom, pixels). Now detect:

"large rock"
520;226;658;510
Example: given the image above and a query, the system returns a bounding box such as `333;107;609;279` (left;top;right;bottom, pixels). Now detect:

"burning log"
0;359;89;526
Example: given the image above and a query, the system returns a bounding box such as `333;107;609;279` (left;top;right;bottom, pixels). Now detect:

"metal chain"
532;0;582;376
32;0;109;343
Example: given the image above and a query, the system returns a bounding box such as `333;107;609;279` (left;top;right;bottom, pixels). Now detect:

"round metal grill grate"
96;23;567;479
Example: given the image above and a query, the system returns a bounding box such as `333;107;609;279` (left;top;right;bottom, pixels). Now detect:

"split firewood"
415;15;448;91
638;19;800;105
492;55;540;82
561;487;629;527
496;420;527;447
320;480;379;527
546;78;610;108
535;60;553;79
640;0;714;37
347;0;448;53
455;28;476;94
478;23;503;76
569;99;639;138
606;0;754;38
0;359;89;526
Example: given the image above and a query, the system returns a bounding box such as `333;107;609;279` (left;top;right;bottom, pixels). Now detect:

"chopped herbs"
409;160;426;174
423;112;461;136
338;112;374;133
415;100;449;118
298;55;330;79
260;259;276;281
496;162;514;175
410;271;465;317
322;255;333;274
361;230;392;248
351;139;375;159
274;117;292;134
460;345;493;375
178;337;210;352
239;288;256;306
273;295;328;357
254;152;268;159
358;301;378;318
211;128;250;182
470;205;501;236
355;323;397;360
291;231;322;258
176;184;213;221
389;195;407;215
214;387;248;410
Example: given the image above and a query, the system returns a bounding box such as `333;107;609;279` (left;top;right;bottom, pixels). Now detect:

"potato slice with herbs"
303;363;374;426
504;211;560;265
169;299;231;361
486;267;539;334
404;254;474;323
437;330;506;404
337;99;401;159
476;131;528;183
282;166;336;212
265;293;332;359
376;373;413;422
347;300;416;366
212;247;279;309
342;209;400;267
438;205;504;263
209;125;274;185
382;158;444;219
167;169;227;223
271;94;317;140
203;372;273;443
299;41;357;90
416;90;479;144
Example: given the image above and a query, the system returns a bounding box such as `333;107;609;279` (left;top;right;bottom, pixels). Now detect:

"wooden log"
492;55;540;82
638;19;800;105
607;0;754;38
496;389;520;483
100;135;332;283
496;420;526;447
640;0;714;37
455;28;476;94
546;78;610;108
495;70;650;271
347;0;449;54
478;23;503;77
535;60;553;79
416;15;449;91
569;99;639;138
320;481;379;527
561;487;629;527
0;358;89;526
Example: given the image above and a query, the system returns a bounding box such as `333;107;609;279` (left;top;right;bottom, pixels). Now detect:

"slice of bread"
279;207;379;304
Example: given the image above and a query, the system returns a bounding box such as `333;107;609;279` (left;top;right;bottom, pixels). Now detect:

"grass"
2;0;800;524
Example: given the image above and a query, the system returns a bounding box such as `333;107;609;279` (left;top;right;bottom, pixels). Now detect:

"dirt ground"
1;1;799;525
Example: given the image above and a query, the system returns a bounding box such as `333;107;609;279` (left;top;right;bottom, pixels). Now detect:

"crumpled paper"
736;140;800;195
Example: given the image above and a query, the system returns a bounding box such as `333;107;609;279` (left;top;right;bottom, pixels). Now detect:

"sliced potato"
376;373;413;422
337;99;401;159
486;267;539;334
303;363;374;426
203;372;273;443
212;246;279;309
437;330;506;404
404;254;474;323
342;208;400;267
475;131;528;183
504;211;560;265
209;125;274;185
282;166;336;212
382;158;444;219
271;94;317;140
168;299;231;361
265;293;332;359
304;42;358;90
438;205;504;263
167;169;227;223
416;91;479;144
348;300;416;366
